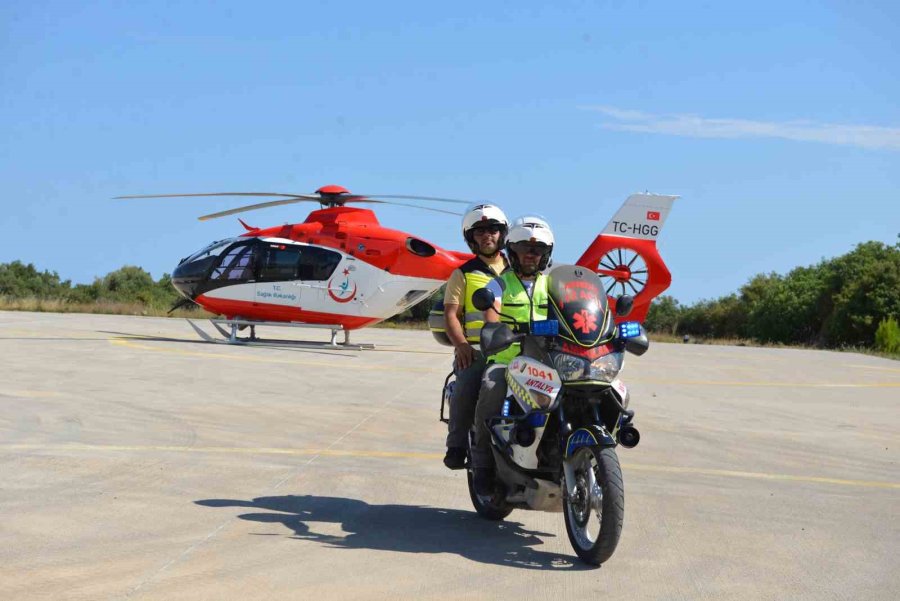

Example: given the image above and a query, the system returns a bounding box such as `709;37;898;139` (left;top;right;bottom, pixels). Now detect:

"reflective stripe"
490;272;549;365
461;260;504;343
463;311;484;337
427;257;507;345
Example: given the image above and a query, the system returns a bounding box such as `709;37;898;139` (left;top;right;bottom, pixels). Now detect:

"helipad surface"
1;311;898;600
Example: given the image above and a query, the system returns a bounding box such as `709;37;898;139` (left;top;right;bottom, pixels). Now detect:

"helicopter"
118;185;677;348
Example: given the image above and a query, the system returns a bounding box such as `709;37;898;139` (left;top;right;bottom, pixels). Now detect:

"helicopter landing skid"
186;318;375;350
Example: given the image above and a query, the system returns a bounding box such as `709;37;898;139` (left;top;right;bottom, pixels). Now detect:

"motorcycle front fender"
564;425;616;459
562;425;616;497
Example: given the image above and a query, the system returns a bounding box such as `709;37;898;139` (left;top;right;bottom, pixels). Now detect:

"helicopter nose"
172;277;198;299
172;261;204;299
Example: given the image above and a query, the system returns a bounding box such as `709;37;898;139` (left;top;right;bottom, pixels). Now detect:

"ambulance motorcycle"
463;264;648;566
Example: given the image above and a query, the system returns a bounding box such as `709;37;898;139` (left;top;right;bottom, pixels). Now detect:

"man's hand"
444;300;472;369
454;342;476;370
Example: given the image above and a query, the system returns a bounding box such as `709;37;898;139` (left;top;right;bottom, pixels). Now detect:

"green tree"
644;295;681;334
72;266;180;309
822;242;900;347
747;264;831;344
0;261;71;298
677;299;716;338
739;273;781;314
707;294;749;339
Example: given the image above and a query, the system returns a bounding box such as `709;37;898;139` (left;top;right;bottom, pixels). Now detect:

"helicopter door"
256;242;304;307
297;246;344;309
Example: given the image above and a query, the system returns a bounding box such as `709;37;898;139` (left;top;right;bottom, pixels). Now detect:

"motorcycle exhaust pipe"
618;425;640;448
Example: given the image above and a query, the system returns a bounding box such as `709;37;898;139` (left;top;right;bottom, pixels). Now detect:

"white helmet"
506;215;554;273
462;203;509;253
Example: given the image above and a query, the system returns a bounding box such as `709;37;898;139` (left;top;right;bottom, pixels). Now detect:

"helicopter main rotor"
116;184;470;221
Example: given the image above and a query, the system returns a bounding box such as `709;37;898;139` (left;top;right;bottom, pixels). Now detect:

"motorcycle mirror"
480;322;519;354
615;294;634;317
472;287;496;312
624;325;650;356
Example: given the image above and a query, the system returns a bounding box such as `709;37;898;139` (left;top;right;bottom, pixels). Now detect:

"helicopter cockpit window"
298;246;342;281
259;244;302;281
210;242;259;281
183;239;235;265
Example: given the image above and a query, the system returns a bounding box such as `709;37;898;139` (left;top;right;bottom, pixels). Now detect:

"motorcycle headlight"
531;391;553;408
589;352;624;383
551;352;588;382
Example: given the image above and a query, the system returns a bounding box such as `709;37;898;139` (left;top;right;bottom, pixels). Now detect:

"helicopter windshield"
546;265;612;347
183;238;238;264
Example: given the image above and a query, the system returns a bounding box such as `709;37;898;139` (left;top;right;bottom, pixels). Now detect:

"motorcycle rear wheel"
563;446;624;565
466;468;513;521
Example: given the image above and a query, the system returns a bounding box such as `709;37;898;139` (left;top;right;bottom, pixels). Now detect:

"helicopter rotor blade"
197;197;463;221
343;194;471;205
197;198;316;221
115;192;321;200
118;190;468;220
350;199;464;215
116;192;473;204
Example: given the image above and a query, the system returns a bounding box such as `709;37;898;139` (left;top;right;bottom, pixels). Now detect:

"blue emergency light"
531;320;559;336
618;321;642;339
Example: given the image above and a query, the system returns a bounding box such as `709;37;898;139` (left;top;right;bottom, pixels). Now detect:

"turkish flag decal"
647;211;660;221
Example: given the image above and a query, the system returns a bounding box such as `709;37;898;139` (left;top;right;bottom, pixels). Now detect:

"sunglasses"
471;224;503;235
511;242;549;256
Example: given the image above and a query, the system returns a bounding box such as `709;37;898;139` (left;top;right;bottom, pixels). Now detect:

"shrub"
874;317;900;354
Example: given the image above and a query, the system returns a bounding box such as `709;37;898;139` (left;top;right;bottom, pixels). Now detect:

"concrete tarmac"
1;311;898;600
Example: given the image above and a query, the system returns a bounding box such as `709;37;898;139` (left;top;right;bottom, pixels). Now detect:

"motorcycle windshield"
546;265;612;347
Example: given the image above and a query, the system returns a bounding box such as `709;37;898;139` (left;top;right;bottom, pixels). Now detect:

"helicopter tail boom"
576;193;678;323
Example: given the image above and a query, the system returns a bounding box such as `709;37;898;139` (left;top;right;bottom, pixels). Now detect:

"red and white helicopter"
119;185;676;348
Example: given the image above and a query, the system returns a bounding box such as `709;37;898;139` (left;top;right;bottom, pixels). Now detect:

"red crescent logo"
327;279;357;303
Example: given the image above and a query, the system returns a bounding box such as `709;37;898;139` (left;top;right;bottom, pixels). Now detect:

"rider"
442;204;510;469
470;215;555;495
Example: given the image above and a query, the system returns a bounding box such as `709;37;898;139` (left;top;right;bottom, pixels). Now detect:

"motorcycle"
453;264;649;566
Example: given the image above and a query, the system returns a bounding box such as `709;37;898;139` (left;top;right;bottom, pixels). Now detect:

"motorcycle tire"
563;446;624;566
466;468;513;521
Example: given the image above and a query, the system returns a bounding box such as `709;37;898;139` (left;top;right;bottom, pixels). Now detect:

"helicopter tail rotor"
576;193;678;322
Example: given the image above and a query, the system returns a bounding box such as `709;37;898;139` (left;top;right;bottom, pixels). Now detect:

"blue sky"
2;1;898;304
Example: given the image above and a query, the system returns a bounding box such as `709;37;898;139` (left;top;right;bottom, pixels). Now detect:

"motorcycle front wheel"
466;468;513;521
563;446;624;565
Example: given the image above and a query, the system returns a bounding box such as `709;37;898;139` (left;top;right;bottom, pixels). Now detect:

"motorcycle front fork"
559;402;623;498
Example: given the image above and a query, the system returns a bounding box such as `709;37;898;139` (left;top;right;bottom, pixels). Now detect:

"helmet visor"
509;241;551;257
470;223;504;236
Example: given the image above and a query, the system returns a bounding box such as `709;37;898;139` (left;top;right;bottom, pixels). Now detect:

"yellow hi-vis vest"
427;257;507;346
461;258;507;343
489;271;550;365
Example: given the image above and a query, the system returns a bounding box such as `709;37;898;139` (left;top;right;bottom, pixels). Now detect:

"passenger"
442;204;510;469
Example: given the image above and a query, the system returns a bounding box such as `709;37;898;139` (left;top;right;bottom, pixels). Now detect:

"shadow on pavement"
98;329;451;357
99;331;210;345
97;330;356;357
196;494;593;570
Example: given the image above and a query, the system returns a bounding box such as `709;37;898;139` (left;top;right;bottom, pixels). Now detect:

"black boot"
443;447;467;470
